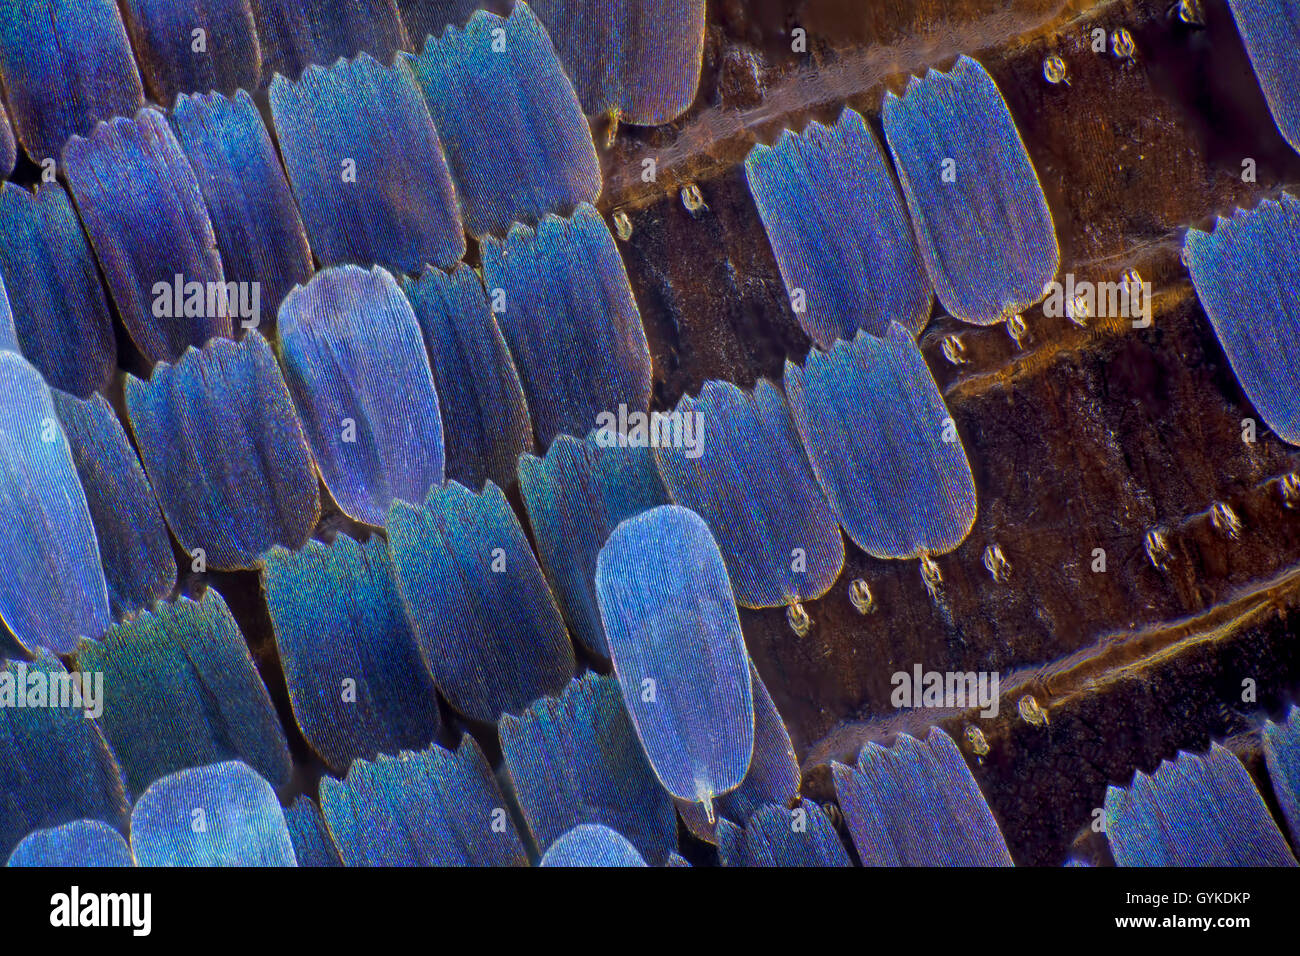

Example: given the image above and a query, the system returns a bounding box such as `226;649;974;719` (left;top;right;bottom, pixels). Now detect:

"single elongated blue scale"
655;379;844;611
6;819;134;867
1184;193;1300;444
784;325;977;560
170;90;314;324
529;0;705;126
499;672;678;865
745;108;933;347
0;182;117;397
0;652;130;861
250;0;409;85
595;505;754;819
269;53;464;276
1228;0;1300;155
832;729;1013;866
481;205;652;448
518;432;670;658
284;796;342;867
1263;706;1300;844
278;265;445;526
406;3;600;238
120;0;261;105
387;481;575;723
124;331;321;570
0;353;111;654
64;108;231;365
678;662;800;843
0;0;144;166
73;590;292;797
262;534;443;773
882;55;1059;325
51;390;177;620
540;824;648;867
320;736;527;866
402;264;533;490
716;800;852;867
130;761;297;867
1106;744;1298;866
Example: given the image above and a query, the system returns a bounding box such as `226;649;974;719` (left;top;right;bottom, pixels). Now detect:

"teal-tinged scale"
0;97;13;175
0;0;144;166
481;204;652;448
882;55;1059;325
51;390;177;620
268;53;464;276
784;325;977;560
387;481;575;723
170;90;314;324
124;331;320;571
832;729;1014;866
277;265;445;527
518;432;670;658
405;3;601;238
262;534;443;774
0;182;117;397
320;736;528;866
1184;193;1300;445
655;378;844;609
0;353;111;654
0;652;130;861
402;264;533;491
6;819;134;867
499;672;678;865
716;800;851;867
284;796;342;867
595;505;754;816
540;823;648;867
73;590;292;797
1106;744;1297;866
130;760;297;867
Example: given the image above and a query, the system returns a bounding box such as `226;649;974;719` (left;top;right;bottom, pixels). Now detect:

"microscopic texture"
74;590;293;797
1184;192;1300;445
518;432;669;658
882;55;1058;325
832;730;1014;866
130;761;297;867
124;331;321;570
481;205;651;448
269;53;464;275
64;108;230;365
262;534;443;773
745;108;932;347
387;481;575;724
784;326;977;560
0;182;117;397
530;0;706;125
406;3;601;237
278;265;445;526
595;505;754;815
